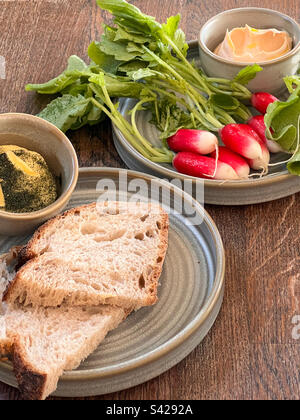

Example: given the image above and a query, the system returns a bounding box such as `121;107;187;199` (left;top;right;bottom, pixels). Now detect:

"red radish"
220;124;265;161
237;122;271;171
248;115;283;154
167;129;218;155
251;92;278;115
248;116;267;144
211;146;250;179
173;152;239;180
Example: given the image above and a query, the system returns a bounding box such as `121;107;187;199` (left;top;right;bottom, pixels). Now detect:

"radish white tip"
267;140;284;154
247;141;264;160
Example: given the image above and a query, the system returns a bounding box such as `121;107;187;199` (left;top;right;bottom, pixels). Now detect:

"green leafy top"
265;81;300;175
25;0;264;167
97;0;162;37
233;64;263;86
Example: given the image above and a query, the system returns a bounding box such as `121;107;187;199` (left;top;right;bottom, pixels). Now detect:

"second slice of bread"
3;303;127;400
0;251;129;400
4;201;169;309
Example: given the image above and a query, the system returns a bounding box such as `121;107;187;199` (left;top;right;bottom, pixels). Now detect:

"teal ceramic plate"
0;168;225;397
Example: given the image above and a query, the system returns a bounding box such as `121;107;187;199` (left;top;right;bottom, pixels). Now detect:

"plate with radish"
112;41;300;205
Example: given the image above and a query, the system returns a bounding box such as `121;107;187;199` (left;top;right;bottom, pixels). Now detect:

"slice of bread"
0;253;128;400
4;303;127;400
4;201;169;309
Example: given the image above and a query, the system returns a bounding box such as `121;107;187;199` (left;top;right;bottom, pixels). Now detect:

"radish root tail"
201;143;220;179
212;143;219;178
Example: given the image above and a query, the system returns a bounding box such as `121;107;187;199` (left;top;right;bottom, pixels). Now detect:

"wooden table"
0;0;299;401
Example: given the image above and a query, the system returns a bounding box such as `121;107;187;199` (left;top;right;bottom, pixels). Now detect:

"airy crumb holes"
146;230;155;238
139;274;145;289
135;233;144;241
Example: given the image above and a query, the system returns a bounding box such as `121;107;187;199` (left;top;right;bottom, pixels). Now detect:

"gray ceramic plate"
112;41;300;206
0;167;225;398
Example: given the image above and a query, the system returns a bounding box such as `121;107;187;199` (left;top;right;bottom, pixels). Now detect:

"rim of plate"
54;167;226;381
112;39;294;190
0;167;225;380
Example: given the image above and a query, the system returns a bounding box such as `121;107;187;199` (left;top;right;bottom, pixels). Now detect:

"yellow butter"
0;183;5;208
5;151;40;177
0;145;57;213
0;145;27;154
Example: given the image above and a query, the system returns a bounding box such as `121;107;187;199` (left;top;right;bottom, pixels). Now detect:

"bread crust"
12;340;47;400
16;245;31;270
144;209;169;305
0;340;12;357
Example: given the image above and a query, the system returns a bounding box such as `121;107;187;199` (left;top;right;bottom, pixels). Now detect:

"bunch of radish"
168;92;280;180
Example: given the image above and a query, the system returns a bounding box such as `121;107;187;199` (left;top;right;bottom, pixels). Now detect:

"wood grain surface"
0;0;299;400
